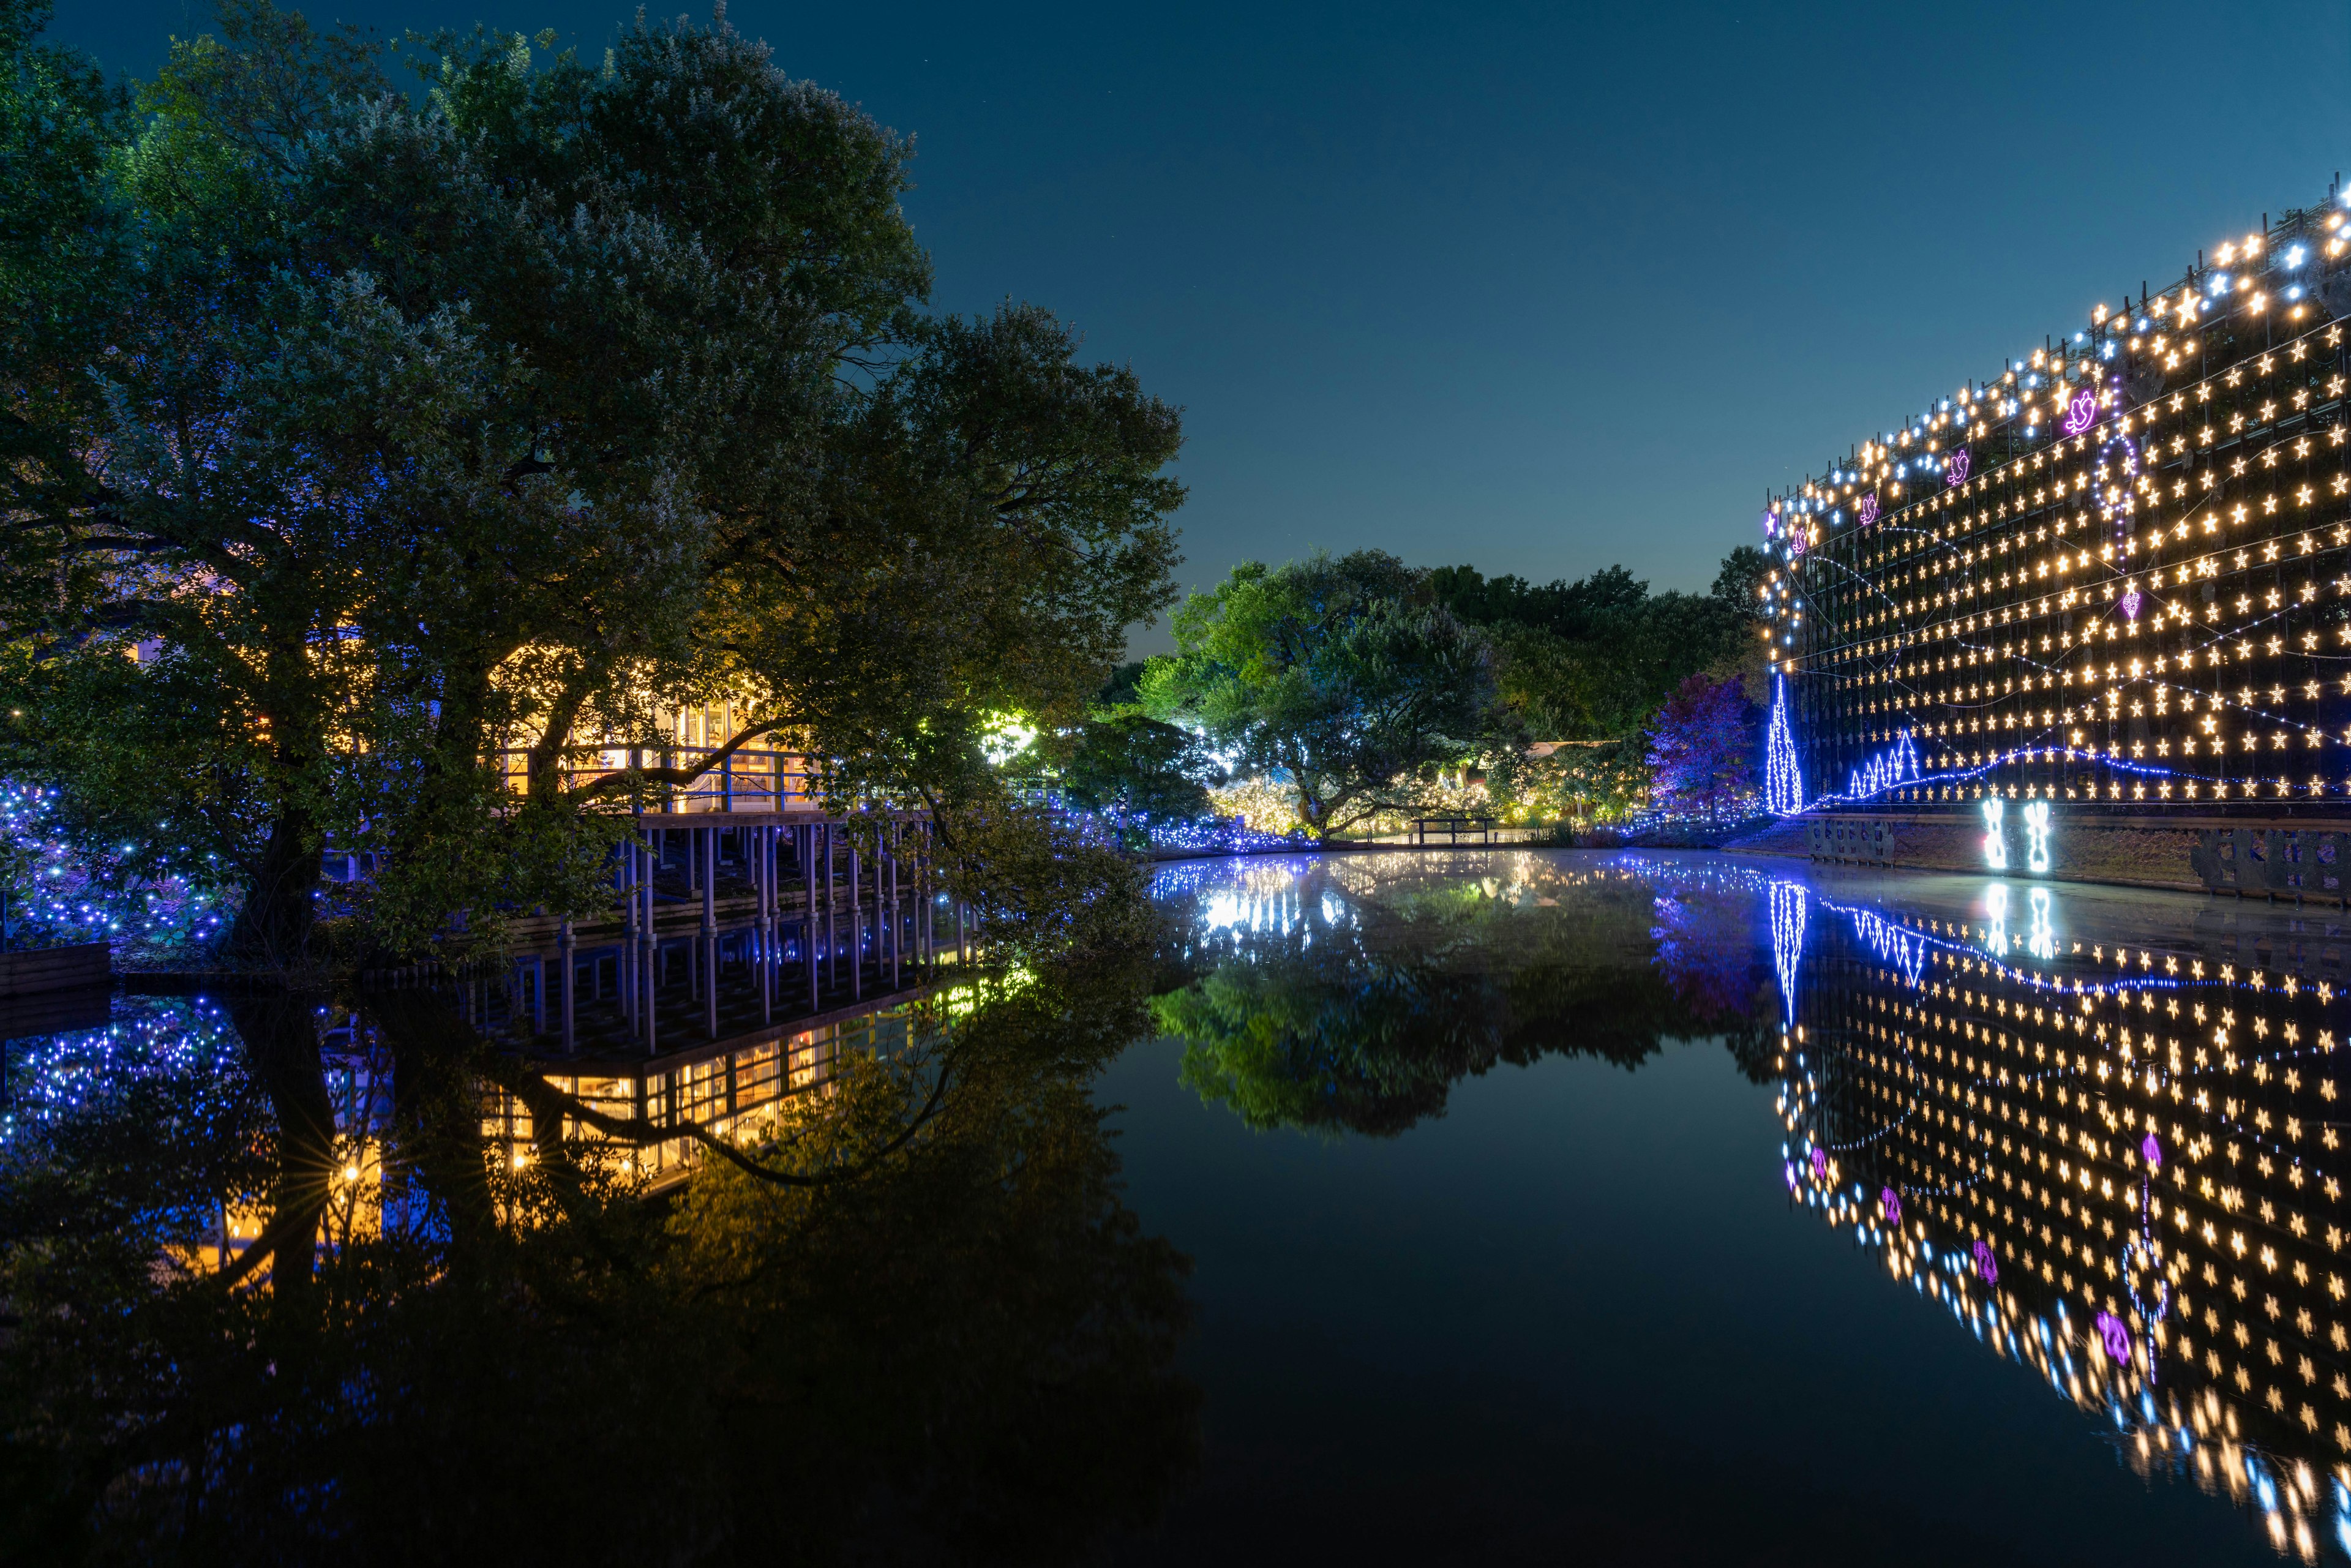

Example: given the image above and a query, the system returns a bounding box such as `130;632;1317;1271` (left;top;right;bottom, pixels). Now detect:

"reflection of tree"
1158;866;1775;1136
0;957;1196;1562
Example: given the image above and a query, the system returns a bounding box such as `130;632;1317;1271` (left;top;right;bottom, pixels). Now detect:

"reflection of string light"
1769;880;1807;1020
1769;883;2351;1544
1848;907;1925;984
2024;887;2056;959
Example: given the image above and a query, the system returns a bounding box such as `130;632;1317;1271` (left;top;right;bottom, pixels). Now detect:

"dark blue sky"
42;0;2351;650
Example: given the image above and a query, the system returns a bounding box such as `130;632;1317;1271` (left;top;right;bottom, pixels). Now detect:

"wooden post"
887;821;901;988
559;919;576;1054
803;824;820;1010
700;824;716;935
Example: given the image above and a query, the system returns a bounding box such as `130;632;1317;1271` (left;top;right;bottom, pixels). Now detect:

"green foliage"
1481;736;1651;825
1009;711;1223;847
932;797;1158;963
1139;551;1500;839
0;946;1196;1562
0;5;1183;973
1432;550;1769;745
1096;658;1150;708
1156;863;1775;1138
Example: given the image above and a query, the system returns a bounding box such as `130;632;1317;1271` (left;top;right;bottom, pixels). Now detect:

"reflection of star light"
1985;884;2009;955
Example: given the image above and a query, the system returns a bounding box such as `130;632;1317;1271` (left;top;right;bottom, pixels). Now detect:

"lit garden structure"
438;698;964;1056
1758;188;2351;887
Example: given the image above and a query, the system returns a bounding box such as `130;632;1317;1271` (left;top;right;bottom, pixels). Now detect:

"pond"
0;849;2338;1564
1117;851;2326;1565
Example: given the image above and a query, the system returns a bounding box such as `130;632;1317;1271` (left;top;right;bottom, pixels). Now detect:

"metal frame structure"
1767;189;2351;821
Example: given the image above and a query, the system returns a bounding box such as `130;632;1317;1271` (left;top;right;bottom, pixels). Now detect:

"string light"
1763;191;2351;816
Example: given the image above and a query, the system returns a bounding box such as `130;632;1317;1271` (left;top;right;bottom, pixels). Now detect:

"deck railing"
493;745;831;814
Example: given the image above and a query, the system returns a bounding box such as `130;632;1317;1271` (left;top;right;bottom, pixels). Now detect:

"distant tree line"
1040;545;1774;839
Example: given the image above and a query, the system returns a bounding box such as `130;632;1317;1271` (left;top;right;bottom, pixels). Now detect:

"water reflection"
1152;854;1778;1137
1150;849;2351;1561
17;848;2351;1561
0;957;1195;1561
1767;865;2351;1564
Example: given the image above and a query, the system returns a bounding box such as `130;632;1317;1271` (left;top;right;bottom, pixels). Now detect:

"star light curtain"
1762;190;2351;812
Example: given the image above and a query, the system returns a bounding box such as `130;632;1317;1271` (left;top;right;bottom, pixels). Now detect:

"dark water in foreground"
3;849;2344;1562
1116;852;2321;1565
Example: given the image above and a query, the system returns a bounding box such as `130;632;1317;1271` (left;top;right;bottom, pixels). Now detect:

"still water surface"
1116;851;2319;1566
1;849;2339;1563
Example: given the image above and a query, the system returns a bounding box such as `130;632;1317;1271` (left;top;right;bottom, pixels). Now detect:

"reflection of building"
494;1000;923;1191
1779;872;2351;1558
1764;193;2351;828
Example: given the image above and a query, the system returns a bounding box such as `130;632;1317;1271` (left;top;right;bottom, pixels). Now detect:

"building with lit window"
1758;189;2351;879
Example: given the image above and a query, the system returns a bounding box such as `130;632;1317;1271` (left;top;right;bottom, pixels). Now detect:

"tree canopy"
1429;547;1769;744
1138;550;1498;840
0;0;1184;970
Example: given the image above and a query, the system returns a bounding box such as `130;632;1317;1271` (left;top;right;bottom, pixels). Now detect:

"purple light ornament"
1858;493;1880;528
1880;1186;1902;1225
2142;1132;2162;1171
2095;1310;2133;1364
2119;586;2142;621
1809;1146;1828;1180
1972;1238;1998;1284
2062;388;2099;437
1945;448;1971;487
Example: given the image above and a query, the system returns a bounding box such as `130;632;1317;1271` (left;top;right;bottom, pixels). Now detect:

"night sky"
40;0;2351;650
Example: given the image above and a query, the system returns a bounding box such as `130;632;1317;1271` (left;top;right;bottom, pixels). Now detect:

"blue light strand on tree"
0;783;225;960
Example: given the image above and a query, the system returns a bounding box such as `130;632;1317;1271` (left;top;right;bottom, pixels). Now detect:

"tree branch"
558;715;800;805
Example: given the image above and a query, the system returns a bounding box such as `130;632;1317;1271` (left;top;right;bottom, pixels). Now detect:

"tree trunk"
231;992;336;1308
374;992;503;1259
526;659;606;804
227;801;323;971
